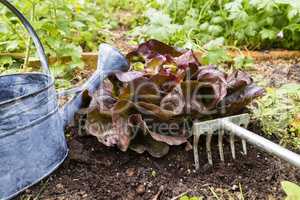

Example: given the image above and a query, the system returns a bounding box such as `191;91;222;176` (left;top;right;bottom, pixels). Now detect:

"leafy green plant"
131;0;300;50
0;0;144;88
0;0;104;87
251;84;300;149
282;181;300;200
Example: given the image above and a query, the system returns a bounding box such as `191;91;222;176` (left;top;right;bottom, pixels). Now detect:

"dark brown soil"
17;126;300;200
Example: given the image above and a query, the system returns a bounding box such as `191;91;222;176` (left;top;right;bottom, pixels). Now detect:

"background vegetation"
0;0;145;86
1;0;300;70
132;0;300;49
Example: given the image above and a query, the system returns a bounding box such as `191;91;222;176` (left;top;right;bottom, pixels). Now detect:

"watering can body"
0;0;129;199
0;74;67;199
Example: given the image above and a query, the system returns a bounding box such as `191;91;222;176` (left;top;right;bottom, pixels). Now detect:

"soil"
16;59;300;200
250;58;300;87
17;125;300;200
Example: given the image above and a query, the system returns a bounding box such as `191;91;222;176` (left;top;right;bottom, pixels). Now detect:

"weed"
251;83;300;149
282;181;300;200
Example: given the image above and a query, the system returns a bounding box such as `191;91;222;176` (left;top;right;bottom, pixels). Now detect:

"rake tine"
230;133;236;159
239;123;248;155
218;129;225;162
206;132;213;165
242;139;247;155
193;133;200;170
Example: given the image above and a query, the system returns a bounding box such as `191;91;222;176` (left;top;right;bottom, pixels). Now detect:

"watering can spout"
60;43;129;127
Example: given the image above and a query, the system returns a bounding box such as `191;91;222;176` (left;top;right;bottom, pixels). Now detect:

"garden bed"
15;57;300;200
4;50;300;70
17;128;300;200
2;1;300;198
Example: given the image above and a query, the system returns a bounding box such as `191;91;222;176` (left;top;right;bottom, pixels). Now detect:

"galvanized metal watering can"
0;0;129;199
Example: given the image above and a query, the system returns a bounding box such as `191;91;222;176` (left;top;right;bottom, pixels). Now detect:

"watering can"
0;0;129;199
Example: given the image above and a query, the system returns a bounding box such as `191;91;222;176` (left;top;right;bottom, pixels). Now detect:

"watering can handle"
0;0;50;75
1;0;130;128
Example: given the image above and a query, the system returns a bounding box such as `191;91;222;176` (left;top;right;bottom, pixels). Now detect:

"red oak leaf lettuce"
79;40;264;158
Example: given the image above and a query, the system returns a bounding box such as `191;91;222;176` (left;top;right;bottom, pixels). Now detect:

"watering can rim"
0;72;54;106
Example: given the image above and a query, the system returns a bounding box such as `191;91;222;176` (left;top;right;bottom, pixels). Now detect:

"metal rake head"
193;114;250;170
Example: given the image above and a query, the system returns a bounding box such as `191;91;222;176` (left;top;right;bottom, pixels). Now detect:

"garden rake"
193;113;300;170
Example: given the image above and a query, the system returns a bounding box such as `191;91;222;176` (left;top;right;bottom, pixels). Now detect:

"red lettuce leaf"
114;71;144;82
226;70;252;93
175;50;200;71
160;85;185;115
126;39;183;62
218;84;264;114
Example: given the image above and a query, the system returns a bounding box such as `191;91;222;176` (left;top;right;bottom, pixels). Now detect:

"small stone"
126;191;136;200
232;185;238;191
151;170;157;177
126;168;135;177
185;141;193;151
82;194;88;198
136;184;146;195
56;183;64;193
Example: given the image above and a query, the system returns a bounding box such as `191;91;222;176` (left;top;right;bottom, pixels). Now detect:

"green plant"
180;195;202;200
251;84;300;149
131;0;300;50
282;181;300;200
0;0;145;88
0;0;104;87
